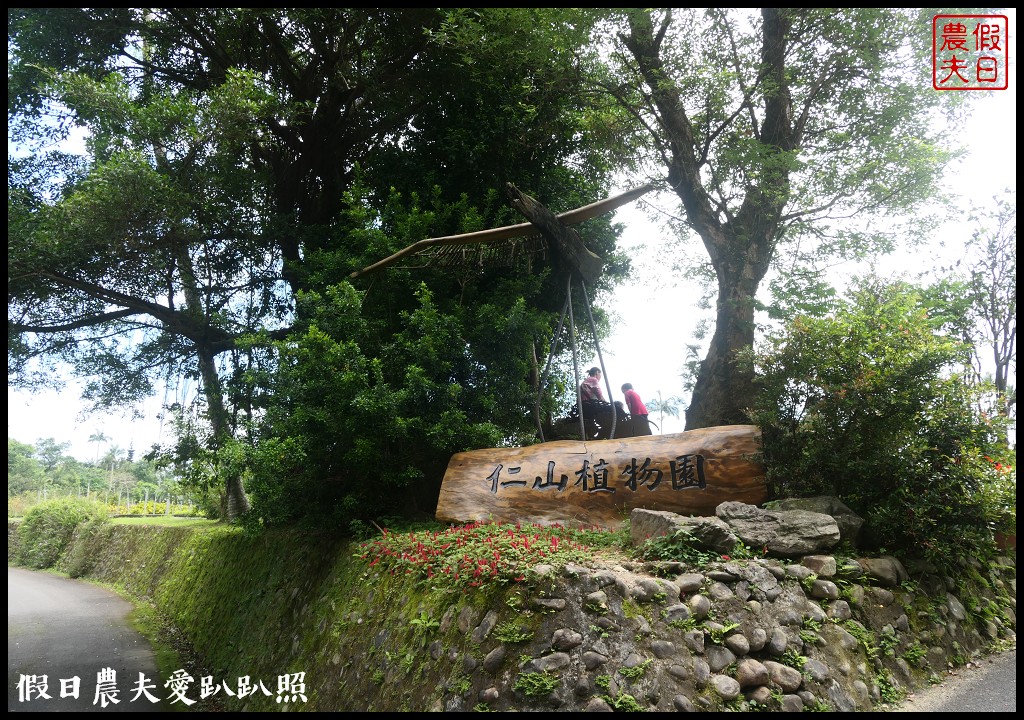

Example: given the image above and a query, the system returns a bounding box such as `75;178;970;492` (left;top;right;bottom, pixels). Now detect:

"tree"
960;192;1016;428
8;438;44;499
30;438;71;501
747;276;1012;566
87;430;108;467
33;438;70;473
8;64;290;518
923;191;1016;446
598;8;965;428
100;445;124;504
8;10;463;520
646;391;682;434
9;9;632;526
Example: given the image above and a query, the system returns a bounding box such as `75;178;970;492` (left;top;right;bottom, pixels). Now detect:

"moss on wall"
8;520;1017;712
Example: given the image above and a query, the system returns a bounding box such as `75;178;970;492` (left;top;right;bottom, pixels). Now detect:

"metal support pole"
580;281;616;439
534;288;572;443
566;276;587;441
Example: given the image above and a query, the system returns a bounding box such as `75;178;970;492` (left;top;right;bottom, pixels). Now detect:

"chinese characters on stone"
16;669;308;707
486;454;707;495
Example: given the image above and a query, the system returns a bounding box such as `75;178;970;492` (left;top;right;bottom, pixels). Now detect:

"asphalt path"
889;646;1017;713
8;567;169;712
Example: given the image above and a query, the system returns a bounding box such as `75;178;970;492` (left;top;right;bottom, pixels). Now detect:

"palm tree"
101;445;124;505
88;430;108;467
647;391;683;434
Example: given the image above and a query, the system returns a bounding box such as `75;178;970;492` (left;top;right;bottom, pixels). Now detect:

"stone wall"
415;546;1014;711
6;503;1017;712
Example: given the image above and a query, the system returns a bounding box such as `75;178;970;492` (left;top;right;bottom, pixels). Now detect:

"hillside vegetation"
8;504;1016;712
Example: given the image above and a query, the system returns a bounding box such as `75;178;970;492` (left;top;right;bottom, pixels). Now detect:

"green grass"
126;601;188;684
109;516;222;528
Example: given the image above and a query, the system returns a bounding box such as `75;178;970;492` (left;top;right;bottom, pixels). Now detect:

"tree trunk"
196;347;250;520
623;9;794;429
225;474;249;521
686;269;765;428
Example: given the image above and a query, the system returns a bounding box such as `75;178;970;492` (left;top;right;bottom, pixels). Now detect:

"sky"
7;13;1017;459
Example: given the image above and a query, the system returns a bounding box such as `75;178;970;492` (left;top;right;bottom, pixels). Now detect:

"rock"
631;509;740;554
710;674;742;700
857;556;909;587
764;660;804;692
717;502;841;556
766;496;864;545
736;658;769;688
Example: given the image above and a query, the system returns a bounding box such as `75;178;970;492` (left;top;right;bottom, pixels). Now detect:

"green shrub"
634;529;718;566
747;277;1012;568
16;497;108;569
975;448;1016;534
780;649;808;670
493;621;532;644
513;671;560;697
902;642;927;665
705;621;740;645
618;659;653;680
604;692;644;712
243;264;551;532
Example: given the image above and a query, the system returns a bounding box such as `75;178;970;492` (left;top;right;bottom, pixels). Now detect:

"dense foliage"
240;271;553;530
7;9;1010;539
747;277;1015;566
8;9;634;524
15;496;108;568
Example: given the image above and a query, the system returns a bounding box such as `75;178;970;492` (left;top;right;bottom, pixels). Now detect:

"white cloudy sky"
8;19;1017;458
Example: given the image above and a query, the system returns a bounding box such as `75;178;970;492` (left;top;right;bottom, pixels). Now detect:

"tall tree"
8;439;44;499
927;190;1016;435
9;9;633;524
87;431;108;467
33;438;71;472
598;8;965;428
962;192;1016;425
646;391;682;433
8;67;287;518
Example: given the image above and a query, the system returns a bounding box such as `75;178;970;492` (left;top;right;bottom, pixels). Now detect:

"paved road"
889;647;1016;713
8;567;169;712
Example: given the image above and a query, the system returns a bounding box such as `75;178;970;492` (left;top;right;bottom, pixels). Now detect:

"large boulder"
765;496;864;546
856;556;909;587
716;501;841;557
630;509;738;554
